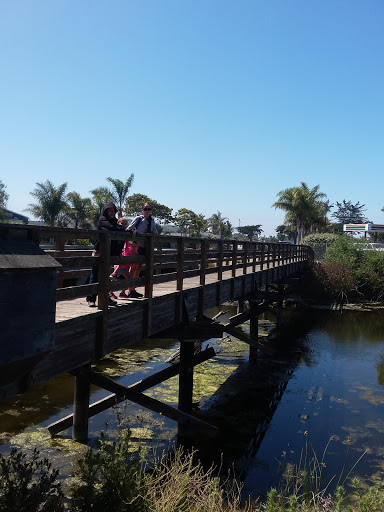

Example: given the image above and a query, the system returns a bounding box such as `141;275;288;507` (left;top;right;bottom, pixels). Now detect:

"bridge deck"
56;264;261;321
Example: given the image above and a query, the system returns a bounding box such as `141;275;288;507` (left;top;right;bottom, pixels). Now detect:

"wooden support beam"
276;282;284;328
249;300;259;365
224;325;273;352
72;364;91;443
86;370;218;436
178;340;195;413
228;309;251;325
156;321;225;340
48;347;216;435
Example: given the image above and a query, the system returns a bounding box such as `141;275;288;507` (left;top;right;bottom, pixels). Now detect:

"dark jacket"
94;201;124;255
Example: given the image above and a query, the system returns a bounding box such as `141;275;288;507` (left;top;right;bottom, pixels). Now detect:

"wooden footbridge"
0;223;314;442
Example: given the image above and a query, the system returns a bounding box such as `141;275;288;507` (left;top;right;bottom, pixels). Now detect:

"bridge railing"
0;223;314;311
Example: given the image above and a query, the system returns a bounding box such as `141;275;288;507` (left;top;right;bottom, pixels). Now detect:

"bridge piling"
178;340;195;414
72;364;91;443
249;298;259;365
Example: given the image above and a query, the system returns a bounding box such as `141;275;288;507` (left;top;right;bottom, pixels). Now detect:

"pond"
1;305;384;500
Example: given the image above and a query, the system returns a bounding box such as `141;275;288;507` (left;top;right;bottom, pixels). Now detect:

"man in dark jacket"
86;201;124;307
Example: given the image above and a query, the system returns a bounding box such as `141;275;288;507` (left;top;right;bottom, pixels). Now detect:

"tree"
0;180;9;220
89;186;112;227
273;182;328;243
67;192;92;228
275;224;296;242
26;180;68;226
107;174;134;218
209;211;229;239
332;200;368;225
174;208;208;237
237;225;263;241
221;220;233;239
125;193;173;224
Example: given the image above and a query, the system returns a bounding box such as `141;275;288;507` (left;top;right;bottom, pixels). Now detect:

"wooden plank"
57;269;90;281
54;256;98;268
56;283;98;301
153;272;178;284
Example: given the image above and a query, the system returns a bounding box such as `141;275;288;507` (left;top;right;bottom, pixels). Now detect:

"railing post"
97;231;111;311
260;243;265;271
231;241;237;277
29;227;41;246
96;232;111;356
175;238;184;324
176;238;184;291
252;242;256;273
200;239;207;286
144;235;155;336
243;242;248;275
216;240;223;306
55;235;65;252
231;241;237;300
198;240;207;319
251;242;257;294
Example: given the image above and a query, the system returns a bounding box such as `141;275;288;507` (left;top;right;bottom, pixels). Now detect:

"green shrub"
321;236;384;302
0;448;64;512
309;235;384;302
323;235;361;268
70;431;146;512
301;233;340;245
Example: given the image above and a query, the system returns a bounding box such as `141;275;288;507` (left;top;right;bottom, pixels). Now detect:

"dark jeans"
138;245;146;256
86;266;98;303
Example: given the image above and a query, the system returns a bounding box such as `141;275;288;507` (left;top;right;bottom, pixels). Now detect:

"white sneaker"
87;300;96;307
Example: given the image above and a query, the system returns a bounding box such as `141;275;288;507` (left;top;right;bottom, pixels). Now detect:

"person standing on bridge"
86;201;124;307
125;202;158;298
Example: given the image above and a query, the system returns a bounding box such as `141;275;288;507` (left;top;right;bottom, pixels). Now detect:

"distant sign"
343;224;384;232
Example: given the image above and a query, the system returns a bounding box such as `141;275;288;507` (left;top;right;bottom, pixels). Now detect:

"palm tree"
67;192;92;229
221;220;233;239
26;180;68;226
89;186;111;227
107;174;134;218
209;211;229;239
273;182;328;243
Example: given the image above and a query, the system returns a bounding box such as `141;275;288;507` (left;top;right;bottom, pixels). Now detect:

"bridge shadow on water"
178;310;315;487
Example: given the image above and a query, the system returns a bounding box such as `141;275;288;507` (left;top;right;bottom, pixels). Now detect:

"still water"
1;306;384;499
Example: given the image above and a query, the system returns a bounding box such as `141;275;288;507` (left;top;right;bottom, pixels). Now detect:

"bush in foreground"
2;434;384;511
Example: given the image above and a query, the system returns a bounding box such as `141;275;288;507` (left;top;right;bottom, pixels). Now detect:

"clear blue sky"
1;1;383;235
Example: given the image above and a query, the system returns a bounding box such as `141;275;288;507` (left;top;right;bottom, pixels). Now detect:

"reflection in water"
1;307;384;500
